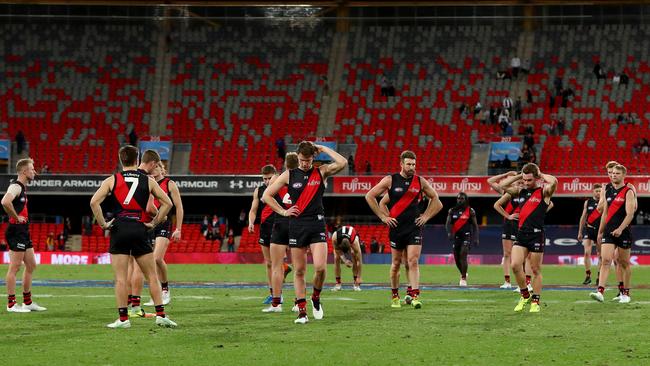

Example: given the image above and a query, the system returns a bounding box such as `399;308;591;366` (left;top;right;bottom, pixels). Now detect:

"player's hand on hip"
143;221;155;230
415;215;429;227
101;219;114;230
611;228;623;237
381;215;398;228
283;206;301;217
17;216;28;224
508;213;519;221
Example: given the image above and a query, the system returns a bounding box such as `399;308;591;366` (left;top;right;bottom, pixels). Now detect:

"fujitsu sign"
562;178;602;193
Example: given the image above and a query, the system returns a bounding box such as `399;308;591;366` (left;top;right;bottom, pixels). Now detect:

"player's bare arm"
365;175;397;227
90;176;115;229
317;144;347;178
248;187;260;233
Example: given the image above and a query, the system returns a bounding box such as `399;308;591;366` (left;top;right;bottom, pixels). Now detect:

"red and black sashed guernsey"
109;170;151;222
604;184;632;234
517;187;548;232
387;173;422;232
8;181;28;224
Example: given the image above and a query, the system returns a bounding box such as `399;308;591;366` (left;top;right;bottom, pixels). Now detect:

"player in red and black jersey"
261;153;298;313
331;225;363;291
126;150;174;316
590;164;637;303
489;171;521;289
90;145;176;328
445;192;479;286
2;158;46;313
596;161;637;301
249;164;281;305
366;150;443;309
578;184;602;285
499;163;557;313
137;161;184;308
263;141;347;324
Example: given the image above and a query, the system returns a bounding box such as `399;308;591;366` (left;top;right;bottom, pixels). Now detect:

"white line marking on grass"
232;296;356;301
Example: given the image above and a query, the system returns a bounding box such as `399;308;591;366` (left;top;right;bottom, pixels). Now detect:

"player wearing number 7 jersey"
90;145;177;329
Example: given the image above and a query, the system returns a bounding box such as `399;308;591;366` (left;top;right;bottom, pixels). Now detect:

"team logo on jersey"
307;180;320;186
528;197;541;203
614;197;625;203
606;197;612;202
20;197;26;202
394;187;404;192
409;187;419;193
282;193;292;205
292;182;303;189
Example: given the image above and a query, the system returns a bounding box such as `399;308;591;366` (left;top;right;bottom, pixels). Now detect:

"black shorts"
582;226;598;242
153;220;172;240
288;218;327;248
258;221;273;247
6;224;32;252
514;230;545;253
501;220;517;241
602;228;633;249
452;232;471;249
389;226;422;250
271;218;290;245
109;220;153;257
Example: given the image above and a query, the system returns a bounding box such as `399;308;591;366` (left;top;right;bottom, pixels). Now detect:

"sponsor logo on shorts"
289;238;297;245
16;242;25;250
320;233;327;241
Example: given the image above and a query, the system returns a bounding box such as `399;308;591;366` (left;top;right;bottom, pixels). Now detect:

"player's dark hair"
118;145;139;167
261;164;277;175
296;141;318;158
521;163;540;178
400;150;416;161
285;152;299;170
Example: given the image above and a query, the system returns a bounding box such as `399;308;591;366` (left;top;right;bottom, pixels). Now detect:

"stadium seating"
0;22;156;173
2;22;649;174
164;24;331;173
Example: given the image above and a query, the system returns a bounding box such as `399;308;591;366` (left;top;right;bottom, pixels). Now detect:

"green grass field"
2;264;650;365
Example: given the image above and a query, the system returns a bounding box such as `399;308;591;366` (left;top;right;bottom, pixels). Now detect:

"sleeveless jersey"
517;187;548;232
335;226;358;247
449;206;473;235
585;197;601;227
287;168;325;220
8;181;28;224
388;173;422;230
604;184;632;233
109;170;151;222
153;177;174;209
